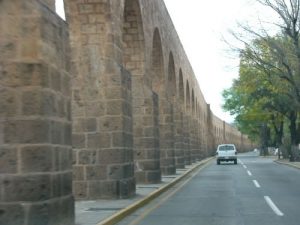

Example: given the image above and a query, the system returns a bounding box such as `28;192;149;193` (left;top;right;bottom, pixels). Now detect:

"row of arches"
55;0;202;118
0;1;253;224
63;0;251;199
121;0;210;181
122;0;205;118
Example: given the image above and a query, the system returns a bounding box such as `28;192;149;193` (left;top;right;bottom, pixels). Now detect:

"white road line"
239;159;244;165
264;196;284;216
252;180;260;188
247;170;252;176
243;165;247;169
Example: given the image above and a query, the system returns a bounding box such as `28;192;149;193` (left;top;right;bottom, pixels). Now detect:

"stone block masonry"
0;0;74;225
159;98;176;175
132;85;161;183
173;104;185;169
0;0;253;224
65;0;136;200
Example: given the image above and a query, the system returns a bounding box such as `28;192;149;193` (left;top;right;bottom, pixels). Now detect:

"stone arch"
123;1;161;184
152;28;164;94
1;1;254;223
183;80;192;165
178;69;184;105
152;29;176;175
167;52;176;100
186;81;191;111
192;89;195;115
173;68;185;168
190;88;199;161
123;0;145;76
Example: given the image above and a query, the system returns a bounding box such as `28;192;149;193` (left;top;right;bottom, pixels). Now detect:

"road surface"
117;152;300;225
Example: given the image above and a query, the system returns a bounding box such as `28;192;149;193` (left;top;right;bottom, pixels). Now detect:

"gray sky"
56;0;273;123
163;0;263;123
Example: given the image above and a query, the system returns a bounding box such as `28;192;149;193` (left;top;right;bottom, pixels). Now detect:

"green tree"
223;38;297;157
226;0;300;160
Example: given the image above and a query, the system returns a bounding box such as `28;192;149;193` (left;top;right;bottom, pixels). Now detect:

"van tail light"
235;151;237;155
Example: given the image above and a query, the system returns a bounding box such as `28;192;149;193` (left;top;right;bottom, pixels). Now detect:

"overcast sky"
56;0;273;123
163;0;268;123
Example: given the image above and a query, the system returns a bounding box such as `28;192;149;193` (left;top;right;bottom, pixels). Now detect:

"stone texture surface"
0;0;74;225
173;105;185;169
0;0;254;224
65;0;136;199
159;98;176;175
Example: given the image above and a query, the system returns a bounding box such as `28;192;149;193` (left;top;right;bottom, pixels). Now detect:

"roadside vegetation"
223;0;300;161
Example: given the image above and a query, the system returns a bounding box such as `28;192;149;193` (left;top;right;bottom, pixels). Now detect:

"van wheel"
217;160;220;165
234;159;237;164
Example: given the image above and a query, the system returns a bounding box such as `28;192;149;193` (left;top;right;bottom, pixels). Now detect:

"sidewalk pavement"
275;158;300;170
75;157;213;225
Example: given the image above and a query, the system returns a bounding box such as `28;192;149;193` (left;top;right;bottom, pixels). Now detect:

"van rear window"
219;145;235;151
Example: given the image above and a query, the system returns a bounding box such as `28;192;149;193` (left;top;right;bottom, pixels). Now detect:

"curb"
274;160;300;170
96;157;213;225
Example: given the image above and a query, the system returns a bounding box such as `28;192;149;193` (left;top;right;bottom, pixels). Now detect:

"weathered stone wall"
65;0;135;199
173;103;185;168
213;115;225;146
0;0;74;224
0;0;253;224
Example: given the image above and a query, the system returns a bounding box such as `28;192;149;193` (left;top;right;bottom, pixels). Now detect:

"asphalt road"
117;152;300;225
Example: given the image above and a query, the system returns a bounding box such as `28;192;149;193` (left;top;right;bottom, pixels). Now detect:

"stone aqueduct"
0;0;253;224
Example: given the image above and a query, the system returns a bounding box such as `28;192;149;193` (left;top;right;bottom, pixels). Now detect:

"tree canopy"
223;0;300;160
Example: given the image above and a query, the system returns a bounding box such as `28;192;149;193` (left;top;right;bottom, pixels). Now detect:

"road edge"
96;157;214;225
274;160;300;170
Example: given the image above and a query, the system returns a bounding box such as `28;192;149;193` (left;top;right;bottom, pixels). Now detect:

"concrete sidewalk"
75;158;213;225
275;159;300;170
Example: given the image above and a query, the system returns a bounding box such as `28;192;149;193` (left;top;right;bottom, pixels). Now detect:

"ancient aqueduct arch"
0;0;253;224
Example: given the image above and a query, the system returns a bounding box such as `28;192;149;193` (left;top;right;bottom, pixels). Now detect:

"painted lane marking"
252;180;260;188
238;159;244;165
243;165;247;169
247;170;252;176
264;196;284;216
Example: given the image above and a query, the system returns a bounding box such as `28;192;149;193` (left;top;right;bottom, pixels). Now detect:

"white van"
216;144;237;165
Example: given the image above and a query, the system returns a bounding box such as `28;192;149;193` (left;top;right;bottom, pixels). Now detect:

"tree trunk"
289;111;298;161
273;120;283;147
260;123;269;156
273;120;283;160
296;120;300;144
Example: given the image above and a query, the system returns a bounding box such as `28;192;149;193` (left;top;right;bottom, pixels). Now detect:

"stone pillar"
203;113;209;157
182;114;191;165
199;118;206;158
174;105;185;168
189;116;196;162
0;1;74;224
65;0;135;199
133;79;161;184
206;104;215;156
197;119;204;159
187;115;197;163
159;99;176;175
193;117;201;161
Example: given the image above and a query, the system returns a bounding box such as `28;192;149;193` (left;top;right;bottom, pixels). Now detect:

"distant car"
216;144;237;165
